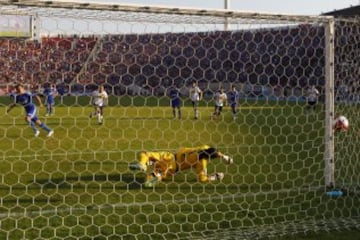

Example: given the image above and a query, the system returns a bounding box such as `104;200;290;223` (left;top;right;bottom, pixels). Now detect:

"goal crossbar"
0;0;334;23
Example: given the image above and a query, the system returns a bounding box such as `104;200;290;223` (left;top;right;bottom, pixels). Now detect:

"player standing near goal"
43;84;57;116
129;145;233;187
305;85;320;114
7;84;54;137
189;81;203;119
211;87;227;120
228;85;240;120
169;87;182;119
89;85;108;125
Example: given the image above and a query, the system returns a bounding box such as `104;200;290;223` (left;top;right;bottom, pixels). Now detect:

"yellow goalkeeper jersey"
175;145;211;171
139;145;214;182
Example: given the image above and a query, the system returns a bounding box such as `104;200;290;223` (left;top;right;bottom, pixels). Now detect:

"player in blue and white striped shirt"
228;85;240;120
43;84;57;116
169;88;182;119
7;84;54;137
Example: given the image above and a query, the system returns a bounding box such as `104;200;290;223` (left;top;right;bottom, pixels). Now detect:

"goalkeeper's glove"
222;155;233;165
215;172;224;180
209;172;224;181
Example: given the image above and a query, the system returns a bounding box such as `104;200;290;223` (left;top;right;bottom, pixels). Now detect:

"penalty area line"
239;106;283;109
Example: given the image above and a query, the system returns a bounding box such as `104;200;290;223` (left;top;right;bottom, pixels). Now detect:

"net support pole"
224;0;230;31
324;18;335;188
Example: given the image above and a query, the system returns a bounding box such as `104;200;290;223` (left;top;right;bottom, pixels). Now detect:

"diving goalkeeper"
129;145;233;187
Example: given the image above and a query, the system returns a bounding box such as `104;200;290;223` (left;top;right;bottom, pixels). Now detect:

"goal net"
0;1;358;239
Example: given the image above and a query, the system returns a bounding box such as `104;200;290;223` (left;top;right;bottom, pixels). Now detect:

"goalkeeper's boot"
144;174;160;188
129;162;147;172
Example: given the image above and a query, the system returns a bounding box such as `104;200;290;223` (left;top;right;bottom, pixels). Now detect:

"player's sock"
29;121;38;133
40;122;52;132
129;162;147;172
97;113;102;123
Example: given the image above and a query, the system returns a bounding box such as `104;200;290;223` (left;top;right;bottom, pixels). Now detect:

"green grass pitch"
0;98;359;239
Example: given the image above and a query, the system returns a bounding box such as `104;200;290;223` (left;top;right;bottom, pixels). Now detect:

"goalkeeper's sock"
129;162;147;172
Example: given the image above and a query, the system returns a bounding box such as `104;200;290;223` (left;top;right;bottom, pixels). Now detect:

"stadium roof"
322;5;360;17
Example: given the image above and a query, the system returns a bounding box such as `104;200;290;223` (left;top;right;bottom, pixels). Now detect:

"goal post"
1;1;359;239
324;18;335;188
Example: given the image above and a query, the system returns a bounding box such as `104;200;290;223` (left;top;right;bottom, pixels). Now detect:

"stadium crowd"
1;23;353;101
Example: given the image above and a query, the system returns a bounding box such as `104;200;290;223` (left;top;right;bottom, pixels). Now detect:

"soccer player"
228;85;240;120
6;84;54;137
169;88;182;119
189;81;203;119
89;85;108;125
43;84;57;116
305;85;319;114
129;145;233;187
211;87;227;120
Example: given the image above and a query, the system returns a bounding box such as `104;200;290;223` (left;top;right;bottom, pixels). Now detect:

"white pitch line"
0;146;243;160
0;186;322;219
238;106;282;109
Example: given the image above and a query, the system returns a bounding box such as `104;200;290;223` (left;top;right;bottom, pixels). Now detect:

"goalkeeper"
129;145;233;187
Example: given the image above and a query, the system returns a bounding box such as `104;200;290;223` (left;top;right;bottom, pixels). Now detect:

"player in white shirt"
89;85;108;124
305;85;319;114
212;87;227;119
189;81;203;119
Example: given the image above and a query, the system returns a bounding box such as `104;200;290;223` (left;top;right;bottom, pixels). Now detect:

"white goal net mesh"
0;1;358;239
